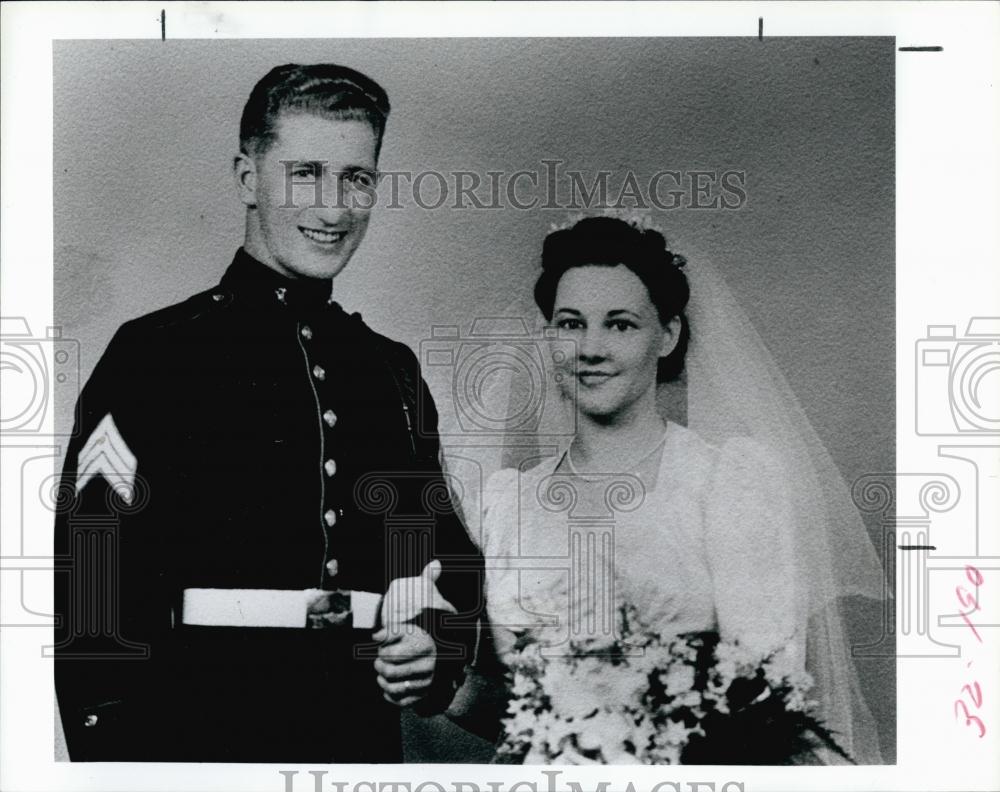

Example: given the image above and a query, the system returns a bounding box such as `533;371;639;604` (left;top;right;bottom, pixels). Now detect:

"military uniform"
54;249;485;762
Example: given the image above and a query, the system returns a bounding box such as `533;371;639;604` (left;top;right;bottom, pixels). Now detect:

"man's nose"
311;183;352;223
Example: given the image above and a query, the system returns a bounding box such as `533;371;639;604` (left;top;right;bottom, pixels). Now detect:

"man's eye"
350;170;376;187
292;166;317;179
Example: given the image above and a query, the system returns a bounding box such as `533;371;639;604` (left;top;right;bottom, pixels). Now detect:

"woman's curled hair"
534;216;690;382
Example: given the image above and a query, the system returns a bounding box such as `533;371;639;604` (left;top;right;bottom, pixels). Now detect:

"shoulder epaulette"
120;287;232;335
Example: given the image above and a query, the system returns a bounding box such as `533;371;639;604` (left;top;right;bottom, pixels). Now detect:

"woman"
468;213;886;764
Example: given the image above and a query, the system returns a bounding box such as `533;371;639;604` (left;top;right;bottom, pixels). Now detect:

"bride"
460;212;887;765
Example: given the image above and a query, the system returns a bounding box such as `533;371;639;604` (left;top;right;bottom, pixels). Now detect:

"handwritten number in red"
961;681;983;709
954;565;986;738
954;699;986;738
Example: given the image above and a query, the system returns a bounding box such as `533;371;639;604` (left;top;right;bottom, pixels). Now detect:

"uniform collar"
220;248;342;314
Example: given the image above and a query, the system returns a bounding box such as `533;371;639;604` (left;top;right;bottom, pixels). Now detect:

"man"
54;63;484;763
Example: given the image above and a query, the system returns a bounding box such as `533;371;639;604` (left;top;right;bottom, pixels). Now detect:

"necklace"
565;424;671;481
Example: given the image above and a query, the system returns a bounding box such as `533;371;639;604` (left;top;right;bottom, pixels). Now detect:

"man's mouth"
299;227;347;245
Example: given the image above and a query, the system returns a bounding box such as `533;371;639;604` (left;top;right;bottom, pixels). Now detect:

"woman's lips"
578;371;616;386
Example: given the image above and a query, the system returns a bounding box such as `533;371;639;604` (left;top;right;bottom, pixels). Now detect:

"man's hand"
374;560;461;708
380;559;456;628
374;624;436;707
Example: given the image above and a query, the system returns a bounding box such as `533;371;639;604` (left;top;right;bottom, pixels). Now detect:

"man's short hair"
239;63;390;158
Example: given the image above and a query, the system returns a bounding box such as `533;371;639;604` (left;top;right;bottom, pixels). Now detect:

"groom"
54;63;484;762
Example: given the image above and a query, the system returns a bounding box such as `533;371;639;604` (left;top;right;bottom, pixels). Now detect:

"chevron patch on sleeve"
76;413;137;503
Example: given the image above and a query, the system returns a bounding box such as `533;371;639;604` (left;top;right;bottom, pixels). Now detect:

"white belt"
181;563;456;631
181;588;383;629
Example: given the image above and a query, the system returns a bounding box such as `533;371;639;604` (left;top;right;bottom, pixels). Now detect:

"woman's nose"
578;329;607;361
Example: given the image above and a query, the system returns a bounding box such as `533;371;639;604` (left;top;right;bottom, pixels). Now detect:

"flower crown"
547;207;687;268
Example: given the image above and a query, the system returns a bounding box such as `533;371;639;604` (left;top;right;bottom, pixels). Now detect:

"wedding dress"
469;238;887;765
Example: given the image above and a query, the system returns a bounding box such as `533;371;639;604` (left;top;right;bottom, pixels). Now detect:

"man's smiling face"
237;112;379;280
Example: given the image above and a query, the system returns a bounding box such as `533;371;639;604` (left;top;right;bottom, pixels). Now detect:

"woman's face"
551;264;678;421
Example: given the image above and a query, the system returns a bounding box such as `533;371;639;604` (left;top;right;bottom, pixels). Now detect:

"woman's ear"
233;152;258;208
660;316;683;358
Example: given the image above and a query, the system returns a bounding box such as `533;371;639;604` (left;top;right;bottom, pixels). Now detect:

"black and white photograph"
1;3;998;792
52;32;896;766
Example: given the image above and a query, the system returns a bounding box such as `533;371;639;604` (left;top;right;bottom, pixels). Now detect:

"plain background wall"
53;37;894;762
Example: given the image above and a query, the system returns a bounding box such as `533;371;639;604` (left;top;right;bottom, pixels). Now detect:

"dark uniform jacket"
54;249;485;762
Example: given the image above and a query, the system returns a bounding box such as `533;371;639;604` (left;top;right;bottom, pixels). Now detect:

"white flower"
525;745;550;763
762;644;802;684
511;672;537;698
575;710;637;760
505;705;538;740
542;656;643;719
575;719;605;752
604;745;643;764
678;689;703;710
663;719;694;747
784;686;809;712
542;660;597;719
627;715;657;755
661;664;696;697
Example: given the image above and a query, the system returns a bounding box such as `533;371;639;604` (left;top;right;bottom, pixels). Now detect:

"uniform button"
324;459;337;477
275;287;287;304
84;714;98;727
211;293;225;302
324;509;337;527
323;410;337;427
301;325;313;340
312;365;326;381
326;559;339;576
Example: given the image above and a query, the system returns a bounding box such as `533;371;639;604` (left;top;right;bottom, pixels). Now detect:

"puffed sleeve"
480;467;522;638
443;467;520;741
704;437;804;660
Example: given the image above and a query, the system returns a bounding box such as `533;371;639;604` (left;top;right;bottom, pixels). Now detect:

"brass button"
324;509;337;527
211;293;225;302
84;714;98;727
324;459;337;477
326;559;339;576
301;325;313;340
323;410;337;427
312;365;326;381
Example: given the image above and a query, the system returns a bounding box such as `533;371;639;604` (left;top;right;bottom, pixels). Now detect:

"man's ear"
660;316;683;358
233;152;258;208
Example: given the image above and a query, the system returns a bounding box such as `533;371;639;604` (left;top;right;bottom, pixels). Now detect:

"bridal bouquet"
497;604;850;765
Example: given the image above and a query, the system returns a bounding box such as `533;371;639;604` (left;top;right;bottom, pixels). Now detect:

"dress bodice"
480;422;800;658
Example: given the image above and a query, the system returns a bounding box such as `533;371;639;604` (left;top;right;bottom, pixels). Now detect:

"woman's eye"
556;318;583;330
610;320;636;332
